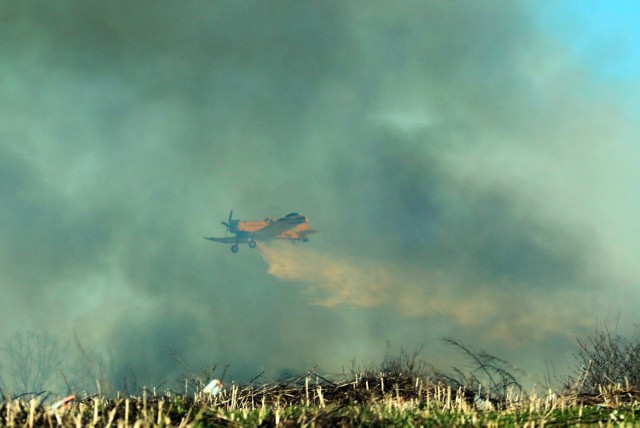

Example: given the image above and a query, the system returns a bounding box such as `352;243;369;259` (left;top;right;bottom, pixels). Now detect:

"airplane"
205;211;318;253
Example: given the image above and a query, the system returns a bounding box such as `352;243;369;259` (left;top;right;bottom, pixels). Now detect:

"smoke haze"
1;0;639;392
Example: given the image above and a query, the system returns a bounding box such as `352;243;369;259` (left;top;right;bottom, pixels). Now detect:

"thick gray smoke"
1;1;639;393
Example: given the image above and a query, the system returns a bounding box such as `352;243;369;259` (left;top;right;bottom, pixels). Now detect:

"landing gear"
231;244;239;253
249;240;256;249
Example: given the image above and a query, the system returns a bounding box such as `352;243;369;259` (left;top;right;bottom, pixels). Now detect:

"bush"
567;326;640;394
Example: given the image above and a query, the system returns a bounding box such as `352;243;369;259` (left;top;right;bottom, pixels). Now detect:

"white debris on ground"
51;395;76;410
203;379;223;396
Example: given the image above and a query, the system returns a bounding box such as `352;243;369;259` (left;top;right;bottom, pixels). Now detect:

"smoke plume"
1;0;639;392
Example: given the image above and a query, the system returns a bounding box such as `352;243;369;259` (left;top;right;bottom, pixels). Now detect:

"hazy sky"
2;1;639;392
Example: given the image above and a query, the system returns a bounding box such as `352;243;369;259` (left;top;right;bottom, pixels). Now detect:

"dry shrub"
567;326;640;396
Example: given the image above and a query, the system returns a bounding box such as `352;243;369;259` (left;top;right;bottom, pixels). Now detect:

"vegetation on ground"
2;329;640;426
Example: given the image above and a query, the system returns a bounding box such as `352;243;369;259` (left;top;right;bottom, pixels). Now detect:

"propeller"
221;210;233;233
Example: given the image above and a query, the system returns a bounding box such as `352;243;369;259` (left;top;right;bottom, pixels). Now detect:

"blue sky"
539;0;640;82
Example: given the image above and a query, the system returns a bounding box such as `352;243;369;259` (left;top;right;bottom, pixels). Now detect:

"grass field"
2;369;640;426
3;331;640;426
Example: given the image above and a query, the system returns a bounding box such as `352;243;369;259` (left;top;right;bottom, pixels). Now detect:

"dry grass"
3;369;640;427
4;332;640;426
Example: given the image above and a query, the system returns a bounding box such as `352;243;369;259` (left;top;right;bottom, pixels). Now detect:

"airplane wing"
253;213;306;240
204;237;246;244
298;228;318;238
